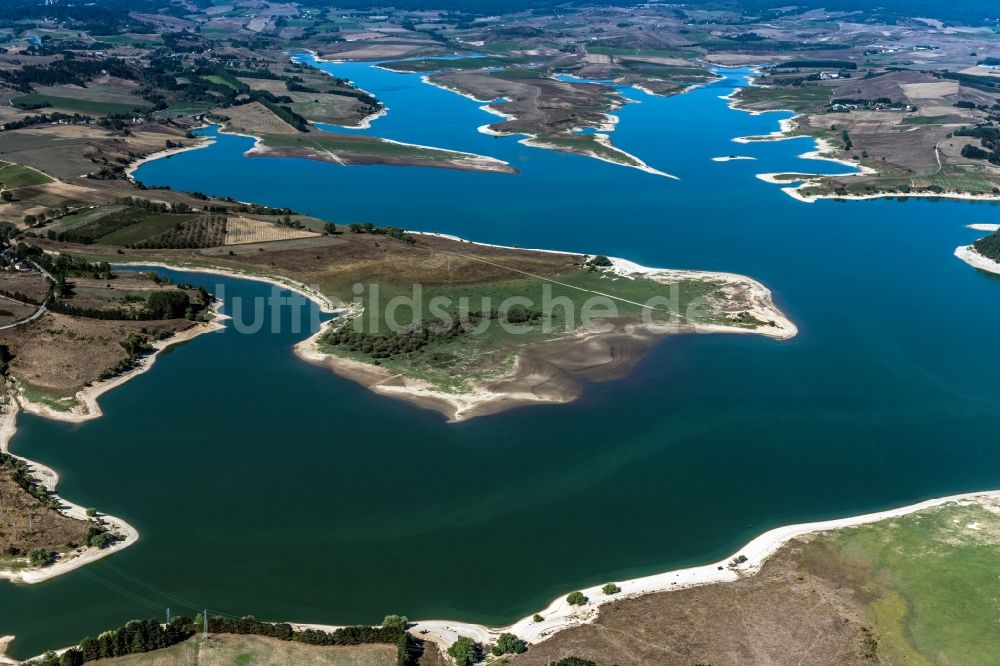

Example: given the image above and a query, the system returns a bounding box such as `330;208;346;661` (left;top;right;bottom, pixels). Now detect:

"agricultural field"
735;84;834;112
218;101;301;135
224;216;320;245
90;634;397;665
0;272;54;305
0;161;54;190
11;87;151;116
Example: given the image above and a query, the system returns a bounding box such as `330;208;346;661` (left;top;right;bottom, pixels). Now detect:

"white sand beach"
955;244;1000;275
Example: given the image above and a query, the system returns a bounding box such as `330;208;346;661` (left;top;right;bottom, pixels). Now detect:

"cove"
2;64;1000;658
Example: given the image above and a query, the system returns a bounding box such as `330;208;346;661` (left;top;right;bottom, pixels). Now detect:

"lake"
2;60;999;658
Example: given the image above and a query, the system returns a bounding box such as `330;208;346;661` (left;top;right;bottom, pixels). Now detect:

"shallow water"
2;62;999;658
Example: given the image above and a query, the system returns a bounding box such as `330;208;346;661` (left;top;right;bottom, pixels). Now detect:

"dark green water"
2;64;999;658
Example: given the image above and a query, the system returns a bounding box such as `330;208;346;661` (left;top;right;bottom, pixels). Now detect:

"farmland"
224;216;320;245
0;161;54;190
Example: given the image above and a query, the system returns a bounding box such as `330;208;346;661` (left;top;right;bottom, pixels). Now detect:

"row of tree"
24;615;415;666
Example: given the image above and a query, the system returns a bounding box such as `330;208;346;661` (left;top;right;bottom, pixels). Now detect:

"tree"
447;636;478;666
491;632;526;656
28;548;53;566
566;591;587;606
1;191;12;202
533;613;544;623
602;583;621;595
382;615;408;632
555;658;597;666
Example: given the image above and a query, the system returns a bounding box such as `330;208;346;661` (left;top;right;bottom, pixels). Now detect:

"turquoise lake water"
2;61;999;657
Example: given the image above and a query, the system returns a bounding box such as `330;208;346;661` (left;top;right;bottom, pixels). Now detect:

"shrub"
602;583;621;595
28;548;53;566
491;632;526;655
382;615;408;632
566;591;587;606
533;613;544;623
447;636;478;666
555;658;597;666
587;255;612;267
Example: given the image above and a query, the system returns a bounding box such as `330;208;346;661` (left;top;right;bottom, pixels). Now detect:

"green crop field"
95;213;200;246
737;85;833;112
0;161;54;189
202;74;241;89
813;499;1000;664
11;94;148;116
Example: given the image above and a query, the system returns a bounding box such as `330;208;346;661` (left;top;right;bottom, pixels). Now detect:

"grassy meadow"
810;500;1000;664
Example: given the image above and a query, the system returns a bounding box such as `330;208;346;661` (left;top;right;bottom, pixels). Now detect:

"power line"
103;562;203;612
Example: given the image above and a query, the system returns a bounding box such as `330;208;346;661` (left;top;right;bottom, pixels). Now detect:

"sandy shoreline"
13;489;998;660
414;68;676;178
268;489;1000;656
955;244;1000;275
0;400;139;585
124;133;214;180
397;490;1000;651
291;238;795;422
15;315;224;424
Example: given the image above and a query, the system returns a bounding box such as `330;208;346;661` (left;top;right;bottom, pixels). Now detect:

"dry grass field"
218;102;300;135
224;216;320;245
508;540;874;666
0;457;90;567
0;299;38;326
0;273;50;304
0;312;192;400
92;634;397;666
236;77;290;94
